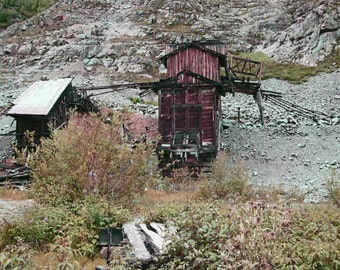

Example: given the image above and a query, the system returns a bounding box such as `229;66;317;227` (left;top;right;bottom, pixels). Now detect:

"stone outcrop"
257;0;340;65
0;0;339;95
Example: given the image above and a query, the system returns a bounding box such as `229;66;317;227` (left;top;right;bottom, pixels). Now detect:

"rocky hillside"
0;0;339;96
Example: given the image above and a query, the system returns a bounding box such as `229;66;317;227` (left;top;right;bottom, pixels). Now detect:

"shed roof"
7;78;72;116
159;42;227;67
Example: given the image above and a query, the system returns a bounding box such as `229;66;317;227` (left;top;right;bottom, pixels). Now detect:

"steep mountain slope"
0;0;339;93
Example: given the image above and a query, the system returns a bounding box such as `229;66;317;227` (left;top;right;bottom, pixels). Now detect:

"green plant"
253;184;305;203
196;152;251;201
234;47;340;83
144;202;185;224
1;205;74;250
326;169;340;207
0;0;57;28
129;96;144;104
159;202;340;269
159;201;286;269
30;111;156;207
43;234;81;270
0;196;130;256
271;204;340;269
0;238;37;269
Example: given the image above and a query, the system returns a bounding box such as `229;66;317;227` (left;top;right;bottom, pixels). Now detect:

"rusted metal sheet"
7;78;72;116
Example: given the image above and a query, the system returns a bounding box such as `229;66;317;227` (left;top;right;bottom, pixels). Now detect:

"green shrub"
0;9;15;28
0;239;37;269
30;111;156;207
0;0;57;28
326;169;340;207
0;194;130;256
159;202;340;269
144;202;185;224
129;96;144;104
43;235;82;269
196;152;251;201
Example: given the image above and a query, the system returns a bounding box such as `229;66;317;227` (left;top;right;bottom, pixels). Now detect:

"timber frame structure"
152;40;266;168
3;40;282;170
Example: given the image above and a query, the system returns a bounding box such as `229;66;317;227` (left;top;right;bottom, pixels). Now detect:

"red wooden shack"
154;41;229;166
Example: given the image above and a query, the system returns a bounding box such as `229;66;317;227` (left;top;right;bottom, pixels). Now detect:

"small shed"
6;78;73;147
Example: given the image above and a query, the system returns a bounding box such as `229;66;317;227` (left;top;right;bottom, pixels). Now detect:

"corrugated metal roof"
7;78;72;116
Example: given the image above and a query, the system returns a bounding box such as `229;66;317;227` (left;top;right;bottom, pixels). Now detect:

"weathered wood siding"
165;47;220;82
158;85;217;145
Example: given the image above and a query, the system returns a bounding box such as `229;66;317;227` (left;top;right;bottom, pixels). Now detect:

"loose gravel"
221;70;340;202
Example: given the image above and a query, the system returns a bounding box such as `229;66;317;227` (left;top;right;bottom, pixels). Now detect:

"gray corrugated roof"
7;78;72;116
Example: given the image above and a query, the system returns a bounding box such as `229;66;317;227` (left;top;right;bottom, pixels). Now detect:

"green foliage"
30;111;156;207
0;8;15;28
154;166;197;193
0;239;37;269
235;47;340;83
0;0;57;28
159;202;340;270
43;235;81;269
129;96;144;104
326;169;340;207
271;205;340;269
0;194;130;256
196;152;251;201
144;202;185;224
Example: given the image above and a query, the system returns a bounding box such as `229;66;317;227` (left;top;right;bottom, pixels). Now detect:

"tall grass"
234;47;340;83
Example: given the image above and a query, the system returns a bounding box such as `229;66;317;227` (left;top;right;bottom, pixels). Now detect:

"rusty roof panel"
7;78;72;116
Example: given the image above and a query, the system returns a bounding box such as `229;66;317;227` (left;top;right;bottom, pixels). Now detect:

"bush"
0;0;57;28
30;111;156;207
0;194;130;256
326;169;340;207
159;202;340;269
0;239;37;269
196;152;251;201
0;9;15;28
151;166;197;193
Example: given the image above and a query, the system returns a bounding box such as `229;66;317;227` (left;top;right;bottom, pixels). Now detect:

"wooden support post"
255;89;265;125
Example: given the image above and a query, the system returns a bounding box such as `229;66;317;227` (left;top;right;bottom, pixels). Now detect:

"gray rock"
123;221;152;264
4;44;18;55
122;221;172;266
